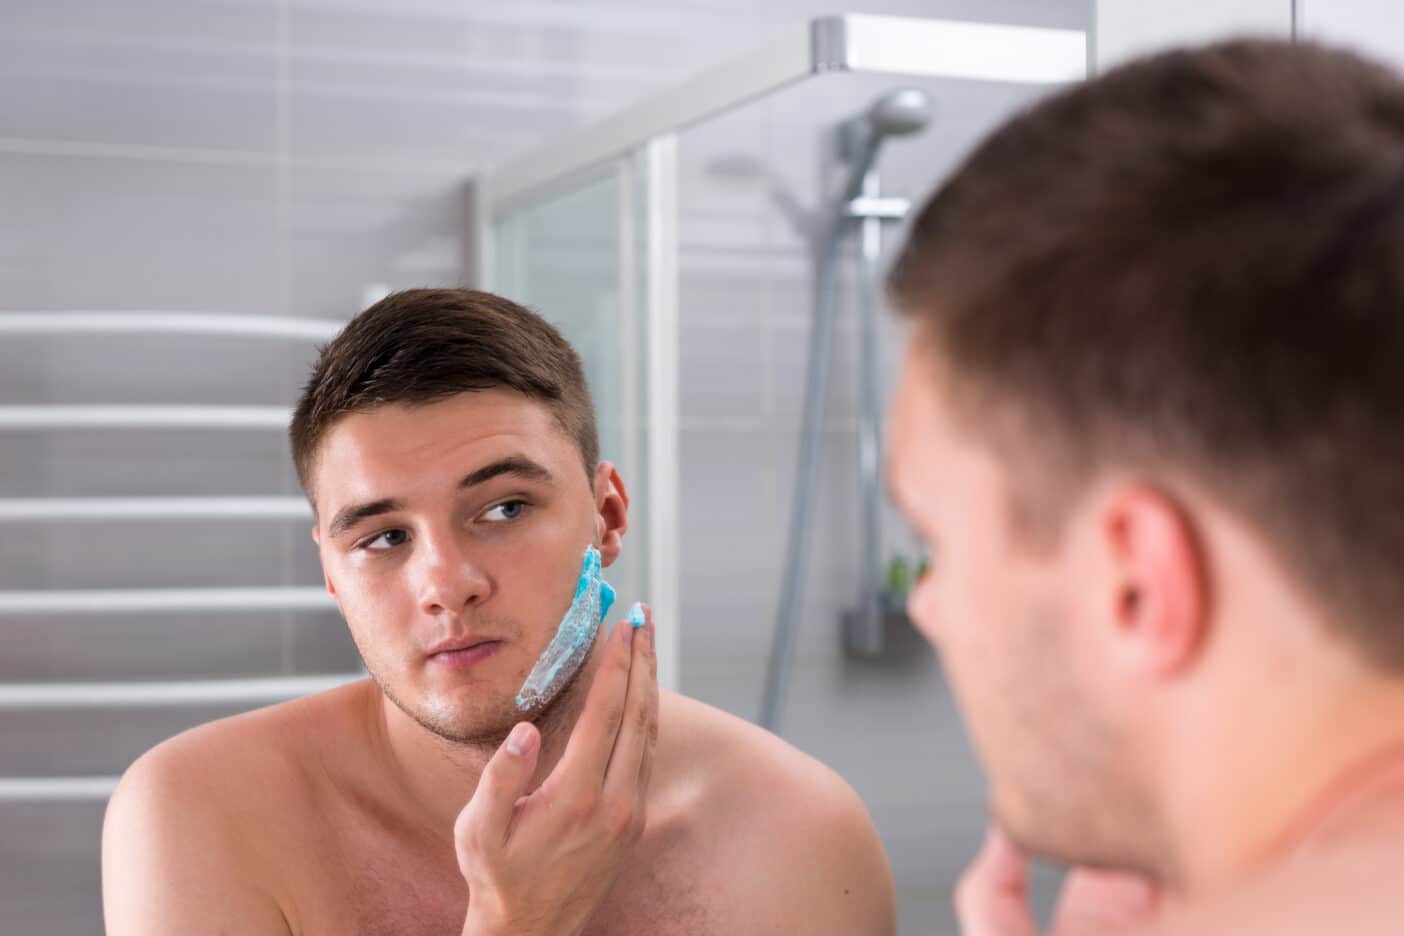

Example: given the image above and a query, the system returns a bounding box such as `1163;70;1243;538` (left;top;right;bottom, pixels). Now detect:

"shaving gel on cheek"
515;545;616;712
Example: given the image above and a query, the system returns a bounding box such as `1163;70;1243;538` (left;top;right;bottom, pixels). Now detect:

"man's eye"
483;500;528;522
362;529;409;551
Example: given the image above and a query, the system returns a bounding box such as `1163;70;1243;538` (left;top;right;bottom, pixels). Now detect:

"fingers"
556;618;635;786
634;615;659;801
955;825;1039;936
458;722;541;851
1049;869;1162;936
603;604;659;802
956;825;1164;936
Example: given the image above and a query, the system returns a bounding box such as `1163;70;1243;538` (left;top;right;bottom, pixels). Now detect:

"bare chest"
286;821;722;936
282;819;464;936
578;855;719;936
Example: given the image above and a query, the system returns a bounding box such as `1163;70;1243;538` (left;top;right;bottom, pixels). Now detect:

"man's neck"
364;654;600;843
1161;654;1404;893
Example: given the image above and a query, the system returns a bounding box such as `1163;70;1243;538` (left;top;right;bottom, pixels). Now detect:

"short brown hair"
290;288;599;504
889;40;1404;668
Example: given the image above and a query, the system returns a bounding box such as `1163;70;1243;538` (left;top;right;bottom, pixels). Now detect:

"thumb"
462;722;541;850
956;825;1040;936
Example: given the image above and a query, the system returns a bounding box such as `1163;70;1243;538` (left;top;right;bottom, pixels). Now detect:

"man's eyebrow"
327;498;403;541
459;456;555;491
326;457;554;542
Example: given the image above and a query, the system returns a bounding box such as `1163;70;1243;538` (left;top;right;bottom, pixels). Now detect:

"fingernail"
506;722;534;756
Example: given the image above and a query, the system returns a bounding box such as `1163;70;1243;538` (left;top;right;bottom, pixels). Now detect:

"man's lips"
426;638;503;669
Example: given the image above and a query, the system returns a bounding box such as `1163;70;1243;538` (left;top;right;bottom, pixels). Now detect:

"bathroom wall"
0;2;1087;932
1297;0;1404;68
1093;0;1288;70
669;59;1088;933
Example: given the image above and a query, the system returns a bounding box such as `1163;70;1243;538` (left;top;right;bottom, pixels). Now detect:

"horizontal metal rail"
0;313;351;796
0;586;332;615
846;195;910;220
0;674;362;709
0;312;344;341
0;776;119;802
0;405;291;430
0;497;310;523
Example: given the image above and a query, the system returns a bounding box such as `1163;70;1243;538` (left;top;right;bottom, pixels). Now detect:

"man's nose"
412;528;489;616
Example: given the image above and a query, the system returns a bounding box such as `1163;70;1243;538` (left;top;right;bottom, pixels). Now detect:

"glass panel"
492;166;650;613
671;66;1081;934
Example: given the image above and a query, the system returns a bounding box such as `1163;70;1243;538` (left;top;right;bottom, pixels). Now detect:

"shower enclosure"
472;12;1087;718
760;85;932;733
473;16;1086;932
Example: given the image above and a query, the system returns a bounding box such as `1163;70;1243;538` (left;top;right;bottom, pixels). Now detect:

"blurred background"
2;1;1399;933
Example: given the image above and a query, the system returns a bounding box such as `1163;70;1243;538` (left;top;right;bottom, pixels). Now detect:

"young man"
884;39;1404;935
102;289;896;935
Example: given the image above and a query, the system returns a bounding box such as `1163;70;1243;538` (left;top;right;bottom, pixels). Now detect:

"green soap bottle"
886;555;912;598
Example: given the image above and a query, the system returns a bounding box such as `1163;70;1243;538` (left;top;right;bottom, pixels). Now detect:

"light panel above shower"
816;15;1087;84
484;13;1089;215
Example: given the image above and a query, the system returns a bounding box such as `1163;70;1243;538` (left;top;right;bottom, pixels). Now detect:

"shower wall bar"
0;497;310;522
0;405;292;430
0;674;360;709
0;586;333;616
844;195;909;219
0;777;119;802
0;312;343;341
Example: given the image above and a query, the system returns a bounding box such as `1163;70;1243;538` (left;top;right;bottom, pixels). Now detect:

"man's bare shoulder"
101;680;376;935
654;691;897;935
657;691;858;808
116;679;372;810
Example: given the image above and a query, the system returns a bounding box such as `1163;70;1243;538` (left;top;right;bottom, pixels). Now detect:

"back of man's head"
890;39;1404;670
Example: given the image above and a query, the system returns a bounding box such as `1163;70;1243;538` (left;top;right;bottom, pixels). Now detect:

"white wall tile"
0;154;281;313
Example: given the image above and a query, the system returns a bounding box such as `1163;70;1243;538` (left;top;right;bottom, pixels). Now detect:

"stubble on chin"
377;638;599;752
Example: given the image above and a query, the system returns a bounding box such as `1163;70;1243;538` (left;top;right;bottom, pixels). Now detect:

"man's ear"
593;461;630;567
1099;485;1208;678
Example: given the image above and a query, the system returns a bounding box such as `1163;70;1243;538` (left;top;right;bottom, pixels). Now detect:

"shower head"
838;88;932;179
864;88;932;138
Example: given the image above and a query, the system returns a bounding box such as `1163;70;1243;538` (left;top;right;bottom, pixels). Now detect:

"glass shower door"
486;141;679;691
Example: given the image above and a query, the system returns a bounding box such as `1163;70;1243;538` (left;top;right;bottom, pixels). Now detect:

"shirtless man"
882;38;1404;936
101;288;896;935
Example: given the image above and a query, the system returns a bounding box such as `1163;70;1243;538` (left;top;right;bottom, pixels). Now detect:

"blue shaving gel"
627;602;646;629
515;545;616;712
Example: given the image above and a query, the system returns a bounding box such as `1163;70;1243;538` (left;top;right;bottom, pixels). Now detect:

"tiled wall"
0;1;1087;932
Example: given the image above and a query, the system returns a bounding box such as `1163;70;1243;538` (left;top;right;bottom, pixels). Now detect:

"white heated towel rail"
0;311;352;802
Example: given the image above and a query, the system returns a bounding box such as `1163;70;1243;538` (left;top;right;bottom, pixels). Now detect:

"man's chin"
990;796;1045;855
990;791;1083;865
992;796;1153;875
416;704;520;746
376;654;591;748
380;678;520;747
